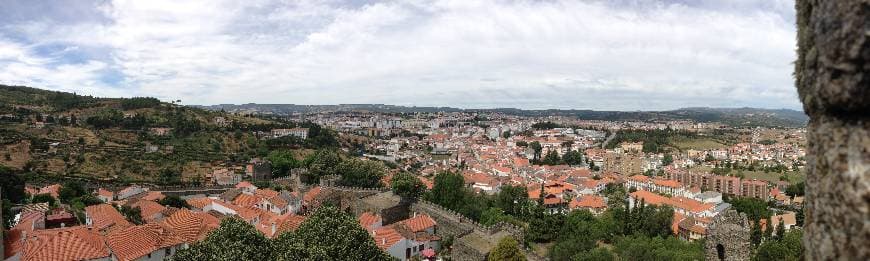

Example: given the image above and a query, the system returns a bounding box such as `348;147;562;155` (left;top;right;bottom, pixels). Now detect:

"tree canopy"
488;236;526;261
336;158;385;188
172;218;275;261
391;172;425;199
274;205;392;260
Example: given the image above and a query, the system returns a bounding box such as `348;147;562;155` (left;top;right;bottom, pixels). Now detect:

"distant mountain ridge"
195;103;809;128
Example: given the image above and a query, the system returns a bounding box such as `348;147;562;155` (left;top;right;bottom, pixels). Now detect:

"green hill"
0;85;336;185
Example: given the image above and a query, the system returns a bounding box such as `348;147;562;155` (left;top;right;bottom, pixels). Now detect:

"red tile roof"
402;214;436;233
570;195;607;210
38;184;61;199
359;212;382;230
22;226;110;261
107;224;186;261
232;193;261;208
141;191;166;201
85;204;131;233
160;209;220;243
132;200;167;223
372;226;404;250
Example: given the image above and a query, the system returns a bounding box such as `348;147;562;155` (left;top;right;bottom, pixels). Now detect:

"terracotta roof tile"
132;200;167;223
85;204;131;233
402;214;436;233
22;226;110;261
107;224;186;261
160;209;220;243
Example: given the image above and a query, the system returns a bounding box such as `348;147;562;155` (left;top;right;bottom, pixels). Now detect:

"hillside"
0;85;336;185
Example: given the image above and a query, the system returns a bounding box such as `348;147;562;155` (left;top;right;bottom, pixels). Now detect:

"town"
0;86;807;261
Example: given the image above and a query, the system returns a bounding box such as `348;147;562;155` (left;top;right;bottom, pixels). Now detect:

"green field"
671;137;728;150
689;166;805;185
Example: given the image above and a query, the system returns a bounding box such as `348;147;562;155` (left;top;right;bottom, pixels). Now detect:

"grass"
671;137;728;151
742;170;805;184
689;166;805;185
531;242;554;257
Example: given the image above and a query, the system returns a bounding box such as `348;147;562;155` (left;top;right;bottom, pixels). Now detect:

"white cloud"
0;0;799;110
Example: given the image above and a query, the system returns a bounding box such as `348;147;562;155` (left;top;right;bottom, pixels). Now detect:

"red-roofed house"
85;204;132;234
131;200;168;224
160;209;220;243
38;184;61;199
106;223;187;261
96;188;114;202
18;226;111;261
569;195;607;215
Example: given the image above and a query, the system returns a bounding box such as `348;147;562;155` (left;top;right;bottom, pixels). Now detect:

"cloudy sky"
0;0;799;110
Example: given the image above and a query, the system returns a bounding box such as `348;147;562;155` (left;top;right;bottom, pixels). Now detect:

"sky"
0;0;800;110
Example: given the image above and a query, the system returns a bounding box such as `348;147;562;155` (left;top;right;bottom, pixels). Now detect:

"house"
770;212;798;231
45;208;77;228
235;181;258;194
569;195;607;215
131;200;168;224
106;223;187;261
359;212;383;231
38;184;62;199
210;168;241;186
271;128;309;139
4;211;46;260
85;204;132;234
14;226;112;261
141;191;166;202
96;188;114;202
629;190;717;218
116;185;147;200
246;159;272;180
160;209;221;243
373;213;440;261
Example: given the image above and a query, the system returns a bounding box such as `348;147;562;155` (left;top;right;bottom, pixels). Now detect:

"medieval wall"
795;0;870;259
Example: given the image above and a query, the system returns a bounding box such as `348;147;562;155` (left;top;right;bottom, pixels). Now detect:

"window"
406;248;411;259
716;244;726;261
419;245;424;252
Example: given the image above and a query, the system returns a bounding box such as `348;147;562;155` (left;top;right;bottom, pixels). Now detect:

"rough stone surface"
796;0;870;259
705;210;751;261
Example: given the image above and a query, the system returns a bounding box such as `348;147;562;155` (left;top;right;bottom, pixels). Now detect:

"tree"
273;205;392;260
751;219;763;246
529;141;542;162
495;185;529;217
775;219;786;239
542;150;561;165
391;172;425;199
31;193;56;207
550;210;606;261
172;218;275;261
613;234;704;260
727;197;771;221
662;154;673;166
304;149;342;184
336;158;385;188
425;171;467;211
59;181;87;204
159;195;192;208
119;205;143;225
267;150;300;178
562;149;584;166
488;236;526;261
573;248;616;261
480;207;508;226
0;166;26;203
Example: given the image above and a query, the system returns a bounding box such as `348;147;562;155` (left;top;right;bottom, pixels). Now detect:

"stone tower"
795;0;870;259
705;210;750;261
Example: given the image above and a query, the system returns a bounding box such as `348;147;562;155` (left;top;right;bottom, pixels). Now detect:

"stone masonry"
795;0;870;259
705;210;751;261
